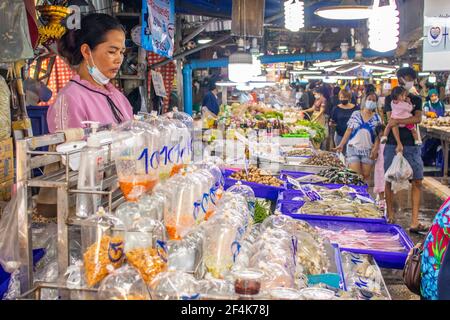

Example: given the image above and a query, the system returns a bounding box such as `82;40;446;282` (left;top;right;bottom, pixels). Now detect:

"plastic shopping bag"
0;195;20;273
384;153;413;194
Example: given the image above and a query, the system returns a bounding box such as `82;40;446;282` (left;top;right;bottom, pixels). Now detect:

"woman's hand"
370;148;378;161
396;143;404;154
333;145;343;153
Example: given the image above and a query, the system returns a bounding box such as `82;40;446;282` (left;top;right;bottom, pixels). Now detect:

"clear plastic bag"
98;265;150;300
0;0;34;62
81;209;125;287
112;120;161;201
0;195;19;273
149;270;200;300
384;153;413;193
124;218;168;284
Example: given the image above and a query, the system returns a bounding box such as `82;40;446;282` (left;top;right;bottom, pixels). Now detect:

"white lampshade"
284;0;305;32
368;0;400;52
228;51;253;83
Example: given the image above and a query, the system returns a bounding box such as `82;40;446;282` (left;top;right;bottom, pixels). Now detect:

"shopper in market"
47;13;133;132
422;88;445;167
304;87;327;126
383;67;425;232
329;89;359;155
333;92;381;183
202;84;220;116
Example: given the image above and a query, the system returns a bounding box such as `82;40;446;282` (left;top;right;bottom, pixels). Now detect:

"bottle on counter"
76;121;105;218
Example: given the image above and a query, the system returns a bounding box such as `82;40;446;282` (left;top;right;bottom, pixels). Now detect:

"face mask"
431;97;439;103
340;99;349;105
87;54;110;85
314;94;320;99
401;78;414;91
365;100;377;110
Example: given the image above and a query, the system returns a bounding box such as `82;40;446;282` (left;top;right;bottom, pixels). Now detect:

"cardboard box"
0;179;13;201
0;138;14;184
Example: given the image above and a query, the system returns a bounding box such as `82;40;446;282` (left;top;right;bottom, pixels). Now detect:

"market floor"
374;186;443;300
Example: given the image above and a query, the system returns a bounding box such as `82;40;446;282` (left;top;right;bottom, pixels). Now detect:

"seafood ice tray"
291;219;413;269
277;193;386;224
279;170;369;193
222;168;286;201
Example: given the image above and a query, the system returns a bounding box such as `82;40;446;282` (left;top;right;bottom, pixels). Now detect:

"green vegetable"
253;200;271;223
295;120;326;144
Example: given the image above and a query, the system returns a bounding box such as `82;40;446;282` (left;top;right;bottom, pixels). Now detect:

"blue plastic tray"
0;248;45;300
223;168;286;201
280;170;369;193
278;189;373;202
277;198;387;224
307;244;347;291
290;218;413;269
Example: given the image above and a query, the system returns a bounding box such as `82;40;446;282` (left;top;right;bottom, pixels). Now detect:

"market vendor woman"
47;14;133;133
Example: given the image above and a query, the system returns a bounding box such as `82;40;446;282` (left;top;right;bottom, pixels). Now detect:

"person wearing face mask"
424;88;445;117
333;93;382;183
330;89;359;154
304;87;327;126
383;67;425;232
46;14;133;133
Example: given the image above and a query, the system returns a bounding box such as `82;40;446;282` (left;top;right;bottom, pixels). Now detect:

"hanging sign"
151;70;167;97
423;0;450;71
142;0;175;58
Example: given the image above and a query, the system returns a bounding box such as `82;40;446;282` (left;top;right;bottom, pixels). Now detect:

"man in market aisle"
202;84;220;116
383;67;427;233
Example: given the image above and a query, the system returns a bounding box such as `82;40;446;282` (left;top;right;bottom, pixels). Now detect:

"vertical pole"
16;139;32;293
57;186;69;296
183;65;193;115
175;14;184;110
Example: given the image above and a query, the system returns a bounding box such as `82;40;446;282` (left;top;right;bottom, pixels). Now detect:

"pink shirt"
47;75;133;133
390;100;413;128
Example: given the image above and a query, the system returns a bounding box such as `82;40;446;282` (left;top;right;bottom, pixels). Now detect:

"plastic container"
299;287;336;300
292;219;413;269
112;120;161;201
232;269;264;296
278;201;387;224
75;122;105;218
268;287;303;300
223;169;286;201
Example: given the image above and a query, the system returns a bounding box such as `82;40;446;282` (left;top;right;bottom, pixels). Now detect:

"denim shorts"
346;145;374;165
383;144;424;180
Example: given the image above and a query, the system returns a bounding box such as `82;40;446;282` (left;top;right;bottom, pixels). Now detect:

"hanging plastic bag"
384;153;413;193
0;0;34;62
0;195;20;273
81;208;125;287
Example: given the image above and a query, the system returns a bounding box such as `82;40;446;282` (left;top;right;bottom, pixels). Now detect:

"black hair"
391;86;407;100
209;84;217;91
396;67;417;80
58;13;125;67
365;84;376;95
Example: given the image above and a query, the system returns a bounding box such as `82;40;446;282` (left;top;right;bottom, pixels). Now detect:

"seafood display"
286;148;314;157
305;151;345;169
230;166;284;187
298;199;382;219
315;228;406;252
318;168;366;186
421;117;450;128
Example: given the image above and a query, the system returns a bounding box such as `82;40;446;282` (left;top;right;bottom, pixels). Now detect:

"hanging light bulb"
228;38;254;83
368;0;400;52
284;0;305;32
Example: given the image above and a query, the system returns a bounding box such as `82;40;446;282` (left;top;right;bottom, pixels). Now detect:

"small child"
380;86;420;149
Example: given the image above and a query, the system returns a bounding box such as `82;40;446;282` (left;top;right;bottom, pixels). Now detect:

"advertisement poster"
423;0;450;71
142;0;175;58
